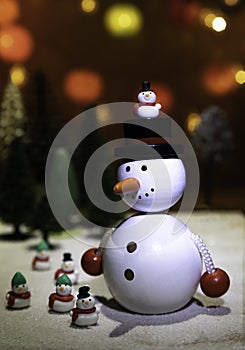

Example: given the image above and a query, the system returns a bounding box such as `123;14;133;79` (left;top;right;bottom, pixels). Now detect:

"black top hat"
63;252;73;261
115;117;182;160
77;286;90;299
140;80;152;92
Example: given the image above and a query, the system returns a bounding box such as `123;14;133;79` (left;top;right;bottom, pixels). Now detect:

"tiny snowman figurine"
81;82;230;314
48;274;75;313
134;81;161;118
6;272;31;309
32;240;51;271
54;253;79;285
70;286;99;327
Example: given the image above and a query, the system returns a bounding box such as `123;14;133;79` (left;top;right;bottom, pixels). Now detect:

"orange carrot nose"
113;178;140;195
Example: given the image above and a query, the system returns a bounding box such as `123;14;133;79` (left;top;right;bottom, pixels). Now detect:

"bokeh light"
224;0;240;6
104;3;143;37
64;69;104;103
9;64;27;86
212;16;227;32
202;64;239;96
235;69;245;85
150;82;175;113
81;0;97;14
0;0;20;24
0;24;34;62
186;112;201;134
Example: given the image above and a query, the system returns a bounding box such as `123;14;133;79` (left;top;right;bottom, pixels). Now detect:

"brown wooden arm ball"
200;268;230;298
81;248;103;276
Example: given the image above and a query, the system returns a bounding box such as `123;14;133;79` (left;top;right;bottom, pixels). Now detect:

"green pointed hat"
56;274;72;286
11;272;27;286
37;240;49;252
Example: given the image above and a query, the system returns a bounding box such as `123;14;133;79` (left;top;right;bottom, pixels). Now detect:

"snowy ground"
0;210;244;350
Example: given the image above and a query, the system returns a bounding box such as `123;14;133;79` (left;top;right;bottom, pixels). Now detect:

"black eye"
126;166;131;172
141;165;147;171
82;299;84;302
149;92;152;94
22;285;25;287
124;269;134;281
16;285;19;288
127;242;137;253
89;298;91;301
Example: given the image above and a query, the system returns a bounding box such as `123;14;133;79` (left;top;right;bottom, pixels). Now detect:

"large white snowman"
81;82;230;314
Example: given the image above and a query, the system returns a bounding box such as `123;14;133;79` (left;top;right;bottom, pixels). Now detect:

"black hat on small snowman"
139;80;153;92
77;286;90;299
63;252;73;261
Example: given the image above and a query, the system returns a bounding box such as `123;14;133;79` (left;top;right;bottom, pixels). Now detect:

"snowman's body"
33;252;51;271
103;214;202;314
72;309;99;327
52;298;74;313
6;277;31;309
7;294;31;309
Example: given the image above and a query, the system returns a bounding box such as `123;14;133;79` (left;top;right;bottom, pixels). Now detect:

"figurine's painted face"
138;90;156;103
12;283;28;294
37;250;49;258
115;159;186;212
56;283;72;296
62;260;74;272
77;296;95;309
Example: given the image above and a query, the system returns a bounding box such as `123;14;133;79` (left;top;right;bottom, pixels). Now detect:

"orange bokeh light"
0;0;20;24
0;24;34;62
64;69;104;103
202;64;239;96
150;81;175;113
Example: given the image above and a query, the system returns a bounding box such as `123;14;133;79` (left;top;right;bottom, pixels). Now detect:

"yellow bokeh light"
81;0;97;13
224;0;239;6
10;65;27;86
104;3;143;37
186;113;201;134
200;9;216;28
235;70;245;85
212;16;227;32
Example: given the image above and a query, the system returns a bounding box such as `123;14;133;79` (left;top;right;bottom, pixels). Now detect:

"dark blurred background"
0;0;244;214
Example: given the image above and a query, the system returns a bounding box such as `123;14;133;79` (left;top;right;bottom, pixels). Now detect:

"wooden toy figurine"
70;286;100;327
48;274;75;313
6;272;31;309
81;81;230;314
32;240;51;271
54;252;79;284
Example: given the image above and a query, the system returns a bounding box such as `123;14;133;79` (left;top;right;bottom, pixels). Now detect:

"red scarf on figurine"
48;293;74;309
54;268;74;280
71;307;96;323
32;256;49;268
7;291;31;307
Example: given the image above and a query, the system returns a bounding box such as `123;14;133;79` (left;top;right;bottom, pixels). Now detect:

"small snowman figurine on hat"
32;240;51;271
48;274;75;313
81;81;230;314
54;253;79;284
70;286;99;327
134;81;161;118
6;272;31;309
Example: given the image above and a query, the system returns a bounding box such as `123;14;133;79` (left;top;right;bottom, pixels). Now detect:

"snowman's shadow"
96;296;230;337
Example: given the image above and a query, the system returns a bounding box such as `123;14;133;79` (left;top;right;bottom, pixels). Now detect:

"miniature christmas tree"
25;70;64;182
0;80;27;162
30;194;63;247
0;136;36;237
191;105;234;206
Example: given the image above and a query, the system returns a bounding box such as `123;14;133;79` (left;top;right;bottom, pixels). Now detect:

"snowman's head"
62;253;74;272
114;158;186;212
56;283;72;296
138;90;156;104
62;260;74;272
12;283;28;295
76;286;95;309
37;250;49;259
